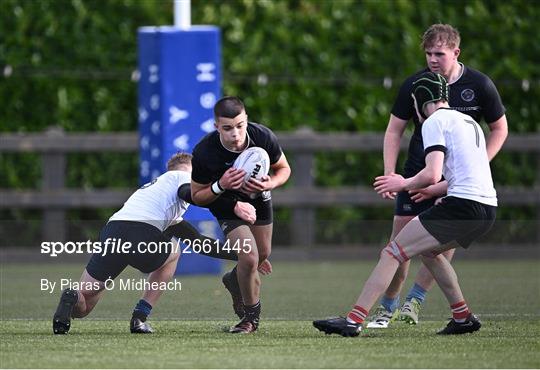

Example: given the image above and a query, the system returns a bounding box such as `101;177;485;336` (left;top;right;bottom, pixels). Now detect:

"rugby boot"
53;289;78;334
313;317;362;337
437;313;481;335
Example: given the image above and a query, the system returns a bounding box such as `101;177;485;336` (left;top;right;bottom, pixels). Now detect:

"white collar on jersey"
219;131;252;153
448;62;465;85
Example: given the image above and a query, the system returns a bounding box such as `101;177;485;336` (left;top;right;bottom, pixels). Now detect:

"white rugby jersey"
422;108;497;207
109;170;191;231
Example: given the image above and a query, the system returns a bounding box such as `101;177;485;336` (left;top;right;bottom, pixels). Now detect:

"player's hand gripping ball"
233;147;270;197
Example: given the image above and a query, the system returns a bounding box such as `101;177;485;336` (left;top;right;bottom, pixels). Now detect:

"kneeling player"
313;72;497;336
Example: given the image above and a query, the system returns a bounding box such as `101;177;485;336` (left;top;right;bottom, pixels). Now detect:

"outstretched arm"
409;180;448;203
373;151;444;194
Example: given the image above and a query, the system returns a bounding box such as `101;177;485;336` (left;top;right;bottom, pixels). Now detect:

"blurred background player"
190;96;291;333
314;72;497;337
370;23;507;328
53;153;261;334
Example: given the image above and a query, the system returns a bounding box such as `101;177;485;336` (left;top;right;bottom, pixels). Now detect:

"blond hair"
166;152;192;171
421;24;461;50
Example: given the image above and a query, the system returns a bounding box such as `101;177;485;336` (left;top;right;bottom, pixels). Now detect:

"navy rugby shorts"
86;221;171;281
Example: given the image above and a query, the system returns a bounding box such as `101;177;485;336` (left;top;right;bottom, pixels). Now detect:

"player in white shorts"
313;72;497;336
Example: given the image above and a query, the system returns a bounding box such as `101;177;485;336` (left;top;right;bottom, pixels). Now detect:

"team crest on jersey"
461;89;475;102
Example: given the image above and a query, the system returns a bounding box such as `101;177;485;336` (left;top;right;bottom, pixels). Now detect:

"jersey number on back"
465;119;480;148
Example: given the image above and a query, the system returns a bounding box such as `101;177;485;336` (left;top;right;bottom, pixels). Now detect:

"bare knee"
157;251;180;273
381;241;410;264
171;251;180;263
239;252;259;273
441;248;456;261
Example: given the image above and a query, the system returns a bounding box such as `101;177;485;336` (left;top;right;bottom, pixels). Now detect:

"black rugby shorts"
418;196;496;248
209;191;273;235
395;190;436;216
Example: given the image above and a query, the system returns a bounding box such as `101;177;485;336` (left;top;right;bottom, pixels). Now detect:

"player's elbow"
496;125;508;141
191;190;210;206
271;165;291;188
423;170;441;186
193;197;210;207
279;166;292;183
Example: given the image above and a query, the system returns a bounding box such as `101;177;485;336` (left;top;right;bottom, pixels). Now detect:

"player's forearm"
485;123;508;161
191;185;220;206
269;166;291;189
181;183;238;210
383;132;402;175
403;168;439;191
428;180;448;197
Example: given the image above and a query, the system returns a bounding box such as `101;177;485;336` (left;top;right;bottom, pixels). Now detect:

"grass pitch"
1;259;539;368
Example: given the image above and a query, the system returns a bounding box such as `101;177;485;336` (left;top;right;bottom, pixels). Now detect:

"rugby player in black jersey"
190;96;291;333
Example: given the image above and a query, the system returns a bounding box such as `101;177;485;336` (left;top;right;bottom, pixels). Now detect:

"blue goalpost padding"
137;26;223;275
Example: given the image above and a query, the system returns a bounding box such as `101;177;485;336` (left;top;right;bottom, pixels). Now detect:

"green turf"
2;319;539;368
1;260;539;368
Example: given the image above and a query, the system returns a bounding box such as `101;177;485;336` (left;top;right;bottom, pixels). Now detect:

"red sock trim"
354;305;368;316
451;301;470;320
347;305;368;324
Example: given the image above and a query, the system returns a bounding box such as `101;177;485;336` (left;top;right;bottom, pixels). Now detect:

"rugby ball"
233;147;270;184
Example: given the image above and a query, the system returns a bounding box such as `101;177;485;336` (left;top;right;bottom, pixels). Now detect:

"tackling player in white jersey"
53;153;269;335
314;72;497;336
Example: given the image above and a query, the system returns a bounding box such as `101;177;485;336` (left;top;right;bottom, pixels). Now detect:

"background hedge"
1;0;538;230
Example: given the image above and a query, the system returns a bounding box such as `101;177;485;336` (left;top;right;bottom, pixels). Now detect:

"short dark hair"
166;152;192;171
214;96;245;119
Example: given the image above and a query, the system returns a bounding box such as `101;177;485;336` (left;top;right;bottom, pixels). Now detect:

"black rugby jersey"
391;64;505;176
191;122;282;186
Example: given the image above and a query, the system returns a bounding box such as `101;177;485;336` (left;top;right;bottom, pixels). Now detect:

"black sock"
244;301;261;323
230;266;240;290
